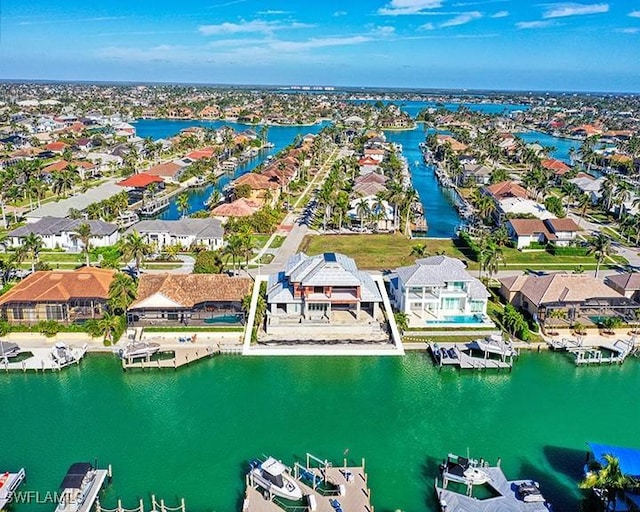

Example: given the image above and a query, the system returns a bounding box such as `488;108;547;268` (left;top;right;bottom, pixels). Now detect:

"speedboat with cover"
249;457;303;501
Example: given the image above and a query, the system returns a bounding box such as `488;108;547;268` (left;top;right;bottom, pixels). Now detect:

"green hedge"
456;232;481;261
547;245;589;256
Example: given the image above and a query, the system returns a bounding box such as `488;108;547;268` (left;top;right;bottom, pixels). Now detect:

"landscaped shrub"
456;231;481;261
547;245;589;256
36;320;61;337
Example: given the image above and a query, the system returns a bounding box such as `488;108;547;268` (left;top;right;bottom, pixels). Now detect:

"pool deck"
243;463;374;512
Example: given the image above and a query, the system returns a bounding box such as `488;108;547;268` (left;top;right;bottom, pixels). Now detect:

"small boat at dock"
117;341;161;361
440;454;491;486
0;468;26;510
50;342;86;368
0;341;21;360
55;462;111;512
248;457;303;501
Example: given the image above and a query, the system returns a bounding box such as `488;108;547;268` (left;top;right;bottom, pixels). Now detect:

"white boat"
51;342;77;367
440;454;491;485
0;468;26;510
249;457;303;501
117;341;161;360
55;462;110;512
471;334;517;358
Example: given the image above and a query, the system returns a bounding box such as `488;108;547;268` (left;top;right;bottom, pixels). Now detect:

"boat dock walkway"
428;343;513;370
1;346;87;372
96;495;186;512
550;337;635;365
435;465;550;512
121;344;221;370
243;455;374;512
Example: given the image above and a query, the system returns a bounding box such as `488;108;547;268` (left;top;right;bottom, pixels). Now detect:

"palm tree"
71;222;93;267
23;233;43;273
108;272;137;315
576;193;591;226
120;231;152;277
410;243;428;258
586;233;611;278
480;242;505;281
223;234;244;275
580;454;636;511
97;313;123;345
176;192;190;218
356;198;371;230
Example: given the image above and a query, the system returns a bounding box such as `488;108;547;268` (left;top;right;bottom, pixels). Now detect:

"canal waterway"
2;352;639;512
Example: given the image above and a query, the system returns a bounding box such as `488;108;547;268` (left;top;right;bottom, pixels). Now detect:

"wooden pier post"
181;498;185;512
139;498;144;512
161;498;165;512
118;498;123;512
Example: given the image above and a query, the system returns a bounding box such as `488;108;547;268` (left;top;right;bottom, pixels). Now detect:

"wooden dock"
428;343;513;370
435;465;551;512
243;455;374;512
1;346;87;372
121;345;219;370
97;495;186;512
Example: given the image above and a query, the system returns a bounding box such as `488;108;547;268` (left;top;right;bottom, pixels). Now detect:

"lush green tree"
176;191;190;218
580;454;637;511
394;311;409;333
23;233;43;273
71;222;93;267
108;272;137;315
586;233;612;278
120;231;152;277
193;250;225;274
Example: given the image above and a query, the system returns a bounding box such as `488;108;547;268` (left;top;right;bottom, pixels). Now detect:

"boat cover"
587;442;640;478
60;462;92;489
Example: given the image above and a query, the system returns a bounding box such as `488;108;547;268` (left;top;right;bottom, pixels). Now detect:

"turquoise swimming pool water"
426;314;483;325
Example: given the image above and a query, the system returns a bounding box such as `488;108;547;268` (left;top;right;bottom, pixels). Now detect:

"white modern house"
127;218;224;251
389;256;492;327
7;217;120;251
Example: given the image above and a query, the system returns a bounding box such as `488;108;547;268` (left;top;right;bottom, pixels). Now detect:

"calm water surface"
2;353;639;512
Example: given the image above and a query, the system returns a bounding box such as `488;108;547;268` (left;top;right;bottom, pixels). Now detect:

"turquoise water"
518;131;579;164
425;315;482;325
2;353;639;512
347;100;528;118
384;127;462;238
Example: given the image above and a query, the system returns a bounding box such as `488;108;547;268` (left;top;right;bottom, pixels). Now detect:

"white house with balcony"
389;256;492;327
126;218;224;251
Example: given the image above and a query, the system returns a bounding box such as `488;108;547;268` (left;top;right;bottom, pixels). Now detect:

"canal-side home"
264;252;387;340
499;272;637;325
605;273;640;302
0;267;115;324
7;216;120;251
127;218;224;251
127;274;252;327
389;256;491;327
506;218;582;249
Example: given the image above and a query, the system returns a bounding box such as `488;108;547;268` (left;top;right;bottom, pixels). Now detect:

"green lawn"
299;234;473;270
270;235;285;249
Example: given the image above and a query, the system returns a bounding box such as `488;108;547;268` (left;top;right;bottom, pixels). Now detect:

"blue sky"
1;1;639;92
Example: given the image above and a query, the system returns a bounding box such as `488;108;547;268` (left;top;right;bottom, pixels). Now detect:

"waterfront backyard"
2;352;639;512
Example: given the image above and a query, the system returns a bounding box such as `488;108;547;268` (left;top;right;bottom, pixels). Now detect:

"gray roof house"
605;273;640;302
265;252;385;338
127;218;224;250
389;256;492;327
8;216;119;251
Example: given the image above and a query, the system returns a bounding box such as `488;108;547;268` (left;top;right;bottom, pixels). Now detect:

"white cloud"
198;19;310;36
419;22;436;30
378;0;443;16
629;11;640;18
257;10;290;15
491;11;509;18
440;11;482;27
269;36;371;52
617;27;639;33
516;20;554;29
334;11;348;16
542;3;609;19
372;26;396;36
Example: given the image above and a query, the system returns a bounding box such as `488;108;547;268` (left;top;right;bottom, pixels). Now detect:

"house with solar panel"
264;252;388;341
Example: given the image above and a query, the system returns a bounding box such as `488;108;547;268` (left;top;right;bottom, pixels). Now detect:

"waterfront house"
0;267;115;324
210;198;261;222
231;172;280;205
570;173;605;204
127;218;224;251
483;181;528;201
605;273;640;302
389;256;490;326
347;195;394;231
117;173;165;202
499;273;635;325
146;161;185;183
462;163;492;185
7;216;120;251
506;218;581;249
127;273;252;327
265;252;385;336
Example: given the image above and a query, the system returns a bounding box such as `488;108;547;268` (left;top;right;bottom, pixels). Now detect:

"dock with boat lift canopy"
435;459;552;512
243;454;375;512
120;344;220;370
428;338;516;370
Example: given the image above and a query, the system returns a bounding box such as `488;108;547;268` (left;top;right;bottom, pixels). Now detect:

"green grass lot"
299;233;473;270
299;234;626;272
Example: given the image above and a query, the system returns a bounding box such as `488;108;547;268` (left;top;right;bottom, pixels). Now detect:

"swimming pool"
425;314;484;325
203;314;243;324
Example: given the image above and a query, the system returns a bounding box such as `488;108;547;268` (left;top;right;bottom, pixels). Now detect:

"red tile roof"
541;158;571;174
118;173;165;188
43;160;69;173
484;181;528;200
0;267;115;304
146;162;183;177
45;141;67;152
210;198;261;218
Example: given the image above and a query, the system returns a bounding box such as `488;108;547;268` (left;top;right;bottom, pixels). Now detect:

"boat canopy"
60;463;92;490
587;442;640;478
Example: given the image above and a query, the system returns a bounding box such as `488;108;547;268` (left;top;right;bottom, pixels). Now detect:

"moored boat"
248;457;303;501
0;341;21;360
117;341;161;360
440;454;491;485
55;462;111;512
0;468;26;510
